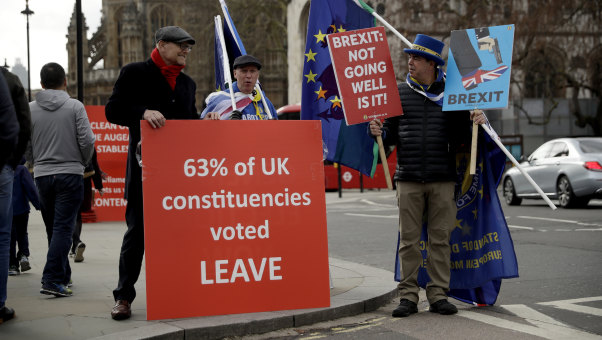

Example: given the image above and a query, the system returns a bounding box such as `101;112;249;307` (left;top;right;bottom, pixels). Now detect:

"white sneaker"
19;255;31;272
74;242;86;263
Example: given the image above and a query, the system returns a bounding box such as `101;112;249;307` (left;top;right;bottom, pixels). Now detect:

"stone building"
67;0;288;111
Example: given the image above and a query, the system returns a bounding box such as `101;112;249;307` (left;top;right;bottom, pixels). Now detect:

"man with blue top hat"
369;34;485;317
201;54;277;120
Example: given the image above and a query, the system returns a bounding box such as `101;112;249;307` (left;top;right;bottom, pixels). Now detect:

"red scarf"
151;48;185;90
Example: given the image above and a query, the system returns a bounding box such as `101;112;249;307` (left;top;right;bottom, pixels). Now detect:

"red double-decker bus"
277;104;396;191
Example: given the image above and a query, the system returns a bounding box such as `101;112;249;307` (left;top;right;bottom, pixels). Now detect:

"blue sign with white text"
443;24;514;111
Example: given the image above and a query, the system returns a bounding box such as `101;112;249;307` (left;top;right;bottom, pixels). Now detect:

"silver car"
502;137;602;208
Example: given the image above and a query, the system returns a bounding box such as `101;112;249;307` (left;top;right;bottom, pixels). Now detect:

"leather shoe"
111;300;131;320
392;298;418;317
0;306;15;324
429;299;458;315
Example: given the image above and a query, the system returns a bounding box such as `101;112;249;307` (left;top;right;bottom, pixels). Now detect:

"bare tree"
387;0;602;135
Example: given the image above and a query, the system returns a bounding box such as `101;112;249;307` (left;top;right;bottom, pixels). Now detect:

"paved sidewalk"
2;198;397;339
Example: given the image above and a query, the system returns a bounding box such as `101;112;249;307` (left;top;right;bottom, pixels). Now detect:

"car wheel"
557;176;580;208
503;177;522;205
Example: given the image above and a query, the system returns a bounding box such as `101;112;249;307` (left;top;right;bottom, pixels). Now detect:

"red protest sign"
141;120;330;320
327;26;403;125
85;106;127;221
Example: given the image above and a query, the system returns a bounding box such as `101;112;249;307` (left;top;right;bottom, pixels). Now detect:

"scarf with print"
405;69;445;107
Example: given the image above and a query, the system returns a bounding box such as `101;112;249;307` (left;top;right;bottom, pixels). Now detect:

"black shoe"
0;306;15;324
429;299;458;315
392;298;418;317
8;265;20;276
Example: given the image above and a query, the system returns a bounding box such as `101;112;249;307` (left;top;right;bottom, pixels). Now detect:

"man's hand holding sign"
327;26;403;189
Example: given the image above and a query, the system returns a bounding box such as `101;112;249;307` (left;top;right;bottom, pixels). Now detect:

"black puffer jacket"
381;80;471;183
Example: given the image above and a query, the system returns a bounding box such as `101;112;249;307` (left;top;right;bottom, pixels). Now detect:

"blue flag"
220;0;246;57
300;0;378;176
394;131;519;305
214;21;227;91
214;0;246;91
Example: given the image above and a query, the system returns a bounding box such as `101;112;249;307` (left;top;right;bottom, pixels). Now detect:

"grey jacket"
27;89;95;178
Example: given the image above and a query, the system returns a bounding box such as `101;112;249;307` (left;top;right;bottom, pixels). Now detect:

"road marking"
360;199;397;208
539;296;602;317
508;225;534;230
517;216;578;223
334;323;383;334
326;197;362;205
517;216;602;227
458;304;602;339
345;213;397;219
575;228;602;231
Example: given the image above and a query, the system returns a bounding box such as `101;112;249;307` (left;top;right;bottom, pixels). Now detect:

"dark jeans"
36;174;83;285
9;212;30;267
72;178;93;253
113;188;144;303
0;165;14;307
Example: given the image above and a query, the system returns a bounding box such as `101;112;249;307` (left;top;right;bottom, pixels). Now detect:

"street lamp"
21;0;34;101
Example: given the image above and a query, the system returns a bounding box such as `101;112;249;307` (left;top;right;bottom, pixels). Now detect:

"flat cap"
233;55;262;70
155;26;195;45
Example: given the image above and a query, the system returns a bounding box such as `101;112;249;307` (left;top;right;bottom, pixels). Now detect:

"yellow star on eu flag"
338;25;346;32
455;218;463;230
315;86;327;100
330;96;342;108
314;29;327;43
305;69;317;83
461;223;472;236
305;49;317;62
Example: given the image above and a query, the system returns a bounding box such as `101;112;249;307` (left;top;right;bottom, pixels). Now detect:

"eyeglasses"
176;42;192;52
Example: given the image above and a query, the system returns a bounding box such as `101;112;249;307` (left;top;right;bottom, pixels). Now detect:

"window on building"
524;47;565;98
150;5;174;38
590;49;602;96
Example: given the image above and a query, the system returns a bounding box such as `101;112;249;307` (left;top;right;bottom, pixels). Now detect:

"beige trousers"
396;181;456;304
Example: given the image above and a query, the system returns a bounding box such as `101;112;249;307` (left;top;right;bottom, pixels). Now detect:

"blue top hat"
403;34;445;66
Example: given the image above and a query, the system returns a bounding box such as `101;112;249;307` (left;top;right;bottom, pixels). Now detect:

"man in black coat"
0;69;19;324
105;26;199;320
370;34;486;318
0;68;31;172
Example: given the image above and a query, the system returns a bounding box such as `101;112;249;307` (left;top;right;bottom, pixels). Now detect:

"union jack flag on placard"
461;65;509;90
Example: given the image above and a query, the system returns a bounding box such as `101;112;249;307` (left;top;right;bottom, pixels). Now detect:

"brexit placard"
443;24;515;111
327;26;403;125
141;120;330;320
85;106;127;221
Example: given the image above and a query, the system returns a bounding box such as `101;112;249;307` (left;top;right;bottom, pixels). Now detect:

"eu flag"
214;20;227;91
214;0;247;91
301;0;378;176
394;131;519;305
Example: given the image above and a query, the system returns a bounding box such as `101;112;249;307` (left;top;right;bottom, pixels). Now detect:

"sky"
0;0;102;91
